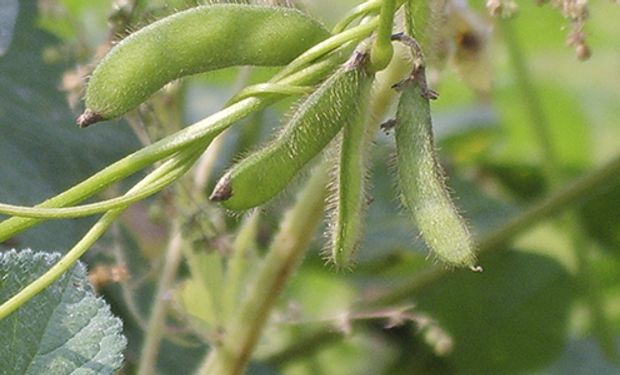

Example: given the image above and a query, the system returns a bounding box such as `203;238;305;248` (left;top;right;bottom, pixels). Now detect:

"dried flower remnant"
447;1;493;96
486;0;519;18
539;0;592;60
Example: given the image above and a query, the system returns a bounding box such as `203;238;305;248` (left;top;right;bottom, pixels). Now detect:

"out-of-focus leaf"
283;268;357;318
417;101;501;170
247;362;280;375
0;2;138;250
414;251;575;374
546;338;620;375
0;0;18;56
495;82;592;171
479;162;547;201
580;178;620;256
281;333;396;375
0;249;126;375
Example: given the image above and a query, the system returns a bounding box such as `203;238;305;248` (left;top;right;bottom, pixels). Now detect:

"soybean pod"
78;4;330;127
210;52;373;211
326;102;371;268
394;37;479;269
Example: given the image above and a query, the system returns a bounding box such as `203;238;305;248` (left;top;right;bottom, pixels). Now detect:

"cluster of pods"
78;3;479;271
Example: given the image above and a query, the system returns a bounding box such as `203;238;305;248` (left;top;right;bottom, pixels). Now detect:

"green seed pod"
395;70;478;269
326;105;371;269
77;4;330;127
210;52;373;211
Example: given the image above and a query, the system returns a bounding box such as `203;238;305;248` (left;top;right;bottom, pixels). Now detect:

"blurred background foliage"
1;0;619;374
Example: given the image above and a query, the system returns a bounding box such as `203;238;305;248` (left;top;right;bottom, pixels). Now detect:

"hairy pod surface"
395;74;477;268
326;100;371;268
210;52;373;211
78;4;330;127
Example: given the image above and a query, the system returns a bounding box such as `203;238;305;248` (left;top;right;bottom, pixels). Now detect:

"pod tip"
470;265;484;273
210;175;233;202
76;109;104;128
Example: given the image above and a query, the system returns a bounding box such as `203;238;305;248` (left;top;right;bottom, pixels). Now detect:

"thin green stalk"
0;148;202;320
365;42;412;138
197;163;330;375
0;45;348;242
272;18;379;81
370;0;397;72
0;97;264;241
0;164;185;219
228;83;312;104
332;0;382;33
136;224;188;375
0;213;120;321
137;222;185;375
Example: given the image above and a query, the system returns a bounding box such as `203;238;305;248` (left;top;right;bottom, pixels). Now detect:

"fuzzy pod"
77;4;330;127
210;52;373;211
395;74;478;268
326;102;371;268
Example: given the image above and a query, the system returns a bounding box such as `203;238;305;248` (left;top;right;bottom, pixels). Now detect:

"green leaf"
479;162;547;202
495;82;592;172
414;251;575;374
0;249;126;375
580;178;620;256
280;333;396;375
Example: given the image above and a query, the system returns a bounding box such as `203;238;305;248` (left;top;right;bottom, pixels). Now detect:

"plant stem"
272;18;379;81
366;41;411;137
197;163;330;375
370;0;397;72
0;97;263;242
0;149;201;320
0;161;189;219
332;0;382;33
0;46;348;241
137;222;185;375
